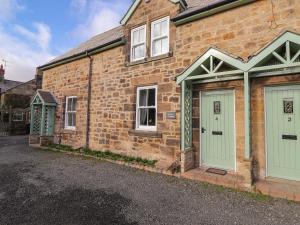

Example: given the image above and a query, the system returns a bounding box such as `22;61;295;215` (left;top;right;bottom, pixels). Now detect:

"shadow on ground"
0;163;137;225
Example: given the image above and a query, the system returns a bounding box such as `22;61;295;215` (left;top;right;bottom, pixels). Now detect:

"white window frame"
65;96;77;130
12;112;23;122
136;85;157;131
151;16;170;57
131;25;147;62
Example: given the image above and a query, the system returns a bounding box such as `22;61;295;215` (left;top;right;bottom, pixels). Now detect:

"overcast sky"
0;0;131;82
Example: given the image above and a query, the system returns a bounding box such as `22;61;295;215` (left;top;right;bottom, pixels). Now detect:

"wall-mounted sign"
166;112;176;119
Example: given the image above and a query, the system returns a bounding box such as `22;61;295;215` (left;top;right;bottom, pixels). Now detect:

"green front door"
201;90;235;170
266;85;300;181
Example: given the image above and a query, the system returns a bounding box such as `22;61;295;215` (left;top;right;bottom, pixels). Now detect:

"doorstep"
181;167;249;191
255;178;300;201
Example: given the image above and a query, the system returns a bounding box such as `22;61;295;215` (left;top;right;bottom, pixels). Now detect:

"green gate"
265;85;300;181
201;90;235;170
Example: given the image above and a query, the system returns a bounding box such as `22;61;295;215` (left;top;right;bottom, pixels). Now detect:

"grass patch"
245;192;273;202
46;144;157;167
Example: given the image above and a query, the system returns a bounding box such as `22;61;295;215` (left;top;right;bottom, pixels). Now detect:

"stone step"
255;178;300;201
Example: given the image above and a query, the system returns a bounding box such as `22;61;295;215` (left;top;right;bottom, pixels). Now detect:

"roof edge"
39;38;125;71
172;0;255;26
120;0;186;25
2;78;35;94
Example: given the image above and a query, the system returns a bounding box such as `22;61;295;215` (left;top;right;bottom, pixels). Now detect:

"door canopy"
30;90;57;136
246;31;300;74
31;90;57;106
176;48;245;84
176;31;300;84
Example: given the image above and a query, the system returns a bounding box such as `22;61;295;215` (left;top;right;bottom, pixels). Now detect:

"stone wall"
42;58;90;148
42;0;300;171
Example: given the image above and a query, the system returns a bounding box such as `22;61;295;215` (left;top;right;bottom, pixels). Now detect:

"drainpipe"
85;51;93;149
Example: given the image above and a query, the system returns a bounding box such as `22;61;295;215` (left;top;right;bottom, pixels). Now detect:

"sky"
0;0;132;82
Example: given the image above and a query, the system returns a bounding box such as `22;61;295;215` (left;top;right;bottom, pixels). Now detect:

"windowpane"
68;113;73;126
153;39;161;56
161;20;168;36
148;89;156;106
133;30;139;45
139;89;147;106
153;23;161;38
12;112;23;121
67;98;72;111
139;28;145;42
139;109;147;126
72;98;77;111
148;108;156;126
161;37;168;54
72;113;76;127
133;45;145;60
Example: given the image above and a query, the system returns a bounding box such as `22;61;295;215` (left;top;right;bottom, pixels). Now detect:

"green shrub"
46;144;157;167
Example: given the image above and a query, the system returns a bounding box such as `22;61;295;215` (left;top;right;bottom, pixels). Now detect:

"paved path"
0;136;299;225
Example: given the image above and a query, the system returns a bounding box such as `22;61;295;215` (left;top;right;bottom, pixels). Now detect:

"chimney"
0;64;5;82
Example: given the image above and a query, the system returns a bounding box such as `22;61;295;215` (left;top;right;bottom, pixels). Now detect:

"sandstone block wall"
42;0;300;178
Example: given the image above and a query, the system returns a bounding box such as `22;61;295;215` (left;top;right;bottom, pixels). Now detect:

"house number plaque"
166;112;176;119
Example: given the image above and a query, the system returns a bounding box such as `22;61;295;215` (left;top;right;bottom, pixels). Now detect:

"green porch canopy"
30;90;57;136
176;31;300;159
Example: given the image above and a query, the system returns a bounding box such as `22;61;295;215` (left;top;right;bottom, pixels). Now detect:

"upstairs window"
131;25;146;61
151;17;169;57
65;96;77;130
136;86;157;131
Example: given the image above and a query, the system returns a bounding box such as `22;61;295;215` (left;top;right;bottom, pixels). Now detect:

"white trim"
199;89;236;171
135;85;157;131
65;96;77;130
151;16;170;57
131;25;147;62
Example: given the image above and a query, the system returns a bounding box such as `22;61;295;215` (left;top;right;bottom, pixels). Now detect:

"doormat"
206;168;227;176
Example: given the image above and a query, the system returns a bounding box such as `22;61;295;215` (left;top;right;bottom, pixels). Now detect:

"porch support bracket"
30;105;34;134
41;105;46;136
180;80;193;151
244;71;251;159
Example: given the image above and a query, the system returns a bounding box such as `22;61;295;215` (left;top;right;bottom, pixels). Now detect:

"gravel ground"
0;136;300;225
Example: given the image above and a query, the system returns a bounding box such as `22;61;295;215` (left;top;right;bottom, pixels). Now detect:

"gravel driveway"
0;136;299;225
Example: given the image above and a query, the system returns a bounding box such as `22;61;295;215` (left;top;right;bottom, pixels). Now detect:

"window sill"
126;51;173;67
63;129;77;134
128;129;162;138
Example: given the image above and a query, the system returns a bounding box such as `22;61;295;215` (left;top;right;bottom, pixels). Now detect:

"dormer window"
131;25;146;61
151;16;169;57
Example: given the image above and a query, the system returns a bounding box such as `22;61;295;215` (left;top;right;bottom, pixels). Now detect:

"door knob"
201;127;206;133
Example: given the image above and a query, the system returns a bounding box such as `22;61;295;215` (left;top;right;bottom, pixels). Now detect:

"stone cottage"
33;0;300;200
0;65;40;135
